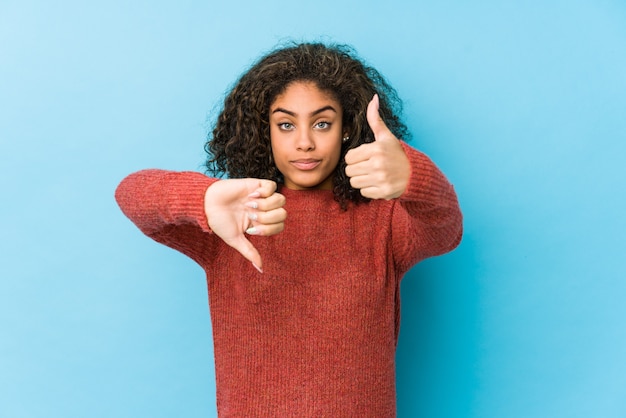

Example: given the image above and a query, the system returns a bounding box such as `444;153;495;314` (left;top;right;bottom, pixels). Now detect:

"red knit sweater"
115;143;462;417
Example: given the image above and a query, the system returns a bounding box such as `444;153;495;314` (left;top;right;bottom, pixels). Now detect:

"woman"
116;42;462;417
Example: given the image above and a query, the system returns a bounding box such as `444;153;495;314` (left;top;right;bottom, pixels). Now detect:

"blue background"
2;1;625;417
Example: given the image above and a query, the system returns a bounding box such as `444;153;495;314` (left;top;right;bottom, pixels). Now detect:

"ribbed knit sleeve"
392;143;463;273
115;169;218;264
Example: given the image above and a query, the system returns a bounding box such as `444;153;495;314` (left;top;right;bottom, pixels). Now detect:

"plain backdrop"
2;1;625;417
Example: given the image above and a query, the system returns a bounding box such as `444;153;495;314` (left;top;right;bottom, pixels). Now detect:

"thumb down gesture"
204;178;286;273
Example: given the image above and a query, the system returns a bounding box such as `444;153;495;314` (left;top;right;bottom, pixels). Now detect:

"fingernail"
245;201;258;209
248;191;261;198
248;212;258;221
252;263;263;273
246;227;259;235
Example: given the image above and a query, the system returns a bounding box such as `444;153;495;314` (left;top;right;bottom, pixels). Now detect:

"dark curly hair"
205;41;410;209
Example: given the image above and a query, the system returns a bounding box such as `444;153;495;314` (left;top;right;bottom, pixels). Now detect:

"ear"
342;124;351;139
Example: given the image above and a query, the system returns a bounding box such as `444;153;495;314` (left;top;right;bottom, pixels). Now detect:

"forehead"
271;81;341;112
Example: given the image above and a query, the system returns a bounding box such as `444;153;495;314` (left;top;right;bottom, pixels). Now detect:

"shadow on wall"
396;235;480;418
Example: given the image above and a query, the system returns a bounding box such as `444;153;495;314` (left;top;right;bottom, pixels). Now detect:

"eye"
315;121;331;130
278;122;294;131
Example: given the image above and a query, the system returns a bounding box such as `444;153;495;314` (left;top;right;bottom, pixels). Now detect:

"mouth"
290;159;321;171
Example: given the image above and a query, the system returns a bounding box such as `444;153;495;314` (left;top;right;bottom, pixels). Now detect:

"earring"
342;136;350;143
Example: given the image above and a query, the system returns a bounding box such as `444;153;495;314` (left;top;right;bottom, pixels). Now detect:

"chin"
286;175;329;190
301;177;333;190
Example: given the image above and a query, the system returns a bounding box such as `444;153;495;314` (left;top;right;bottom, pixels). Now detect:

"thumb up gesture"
345;94;410;200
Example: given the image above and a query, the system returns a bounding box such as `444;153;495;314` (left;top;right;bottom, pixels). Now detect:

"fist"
345;94;410;200
204;178;286;272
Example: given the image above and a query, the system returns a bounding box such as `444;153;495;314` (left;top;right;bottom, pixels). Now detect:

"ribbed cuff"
398;142;456;208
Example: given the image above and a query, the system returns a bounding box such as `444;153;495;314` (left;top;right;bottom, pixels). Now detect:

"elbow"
430;206;464;257
447;216;464;253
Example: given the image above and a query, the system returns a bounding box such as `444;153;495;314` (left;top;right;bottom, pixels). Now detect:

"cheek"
331;146;342;167
269;131;280;157
269;137;287;169
329;136;343;161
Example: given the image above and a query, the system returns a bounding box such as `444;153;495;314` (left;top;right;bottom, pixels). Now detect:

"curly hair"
205;42;410;209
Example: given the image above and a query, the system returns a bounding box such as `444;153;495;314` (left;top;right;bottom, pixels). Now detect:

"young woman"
116;42;462;417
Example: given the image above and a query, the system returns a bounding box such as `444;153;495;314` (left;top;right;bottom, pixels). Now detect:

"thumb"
366;94;391;141
227;235;264;273
254;179;278;197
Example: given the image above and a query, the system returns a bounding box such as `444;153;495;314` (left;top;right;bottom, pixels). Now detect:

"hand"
345;94;410;200
204;179;286;272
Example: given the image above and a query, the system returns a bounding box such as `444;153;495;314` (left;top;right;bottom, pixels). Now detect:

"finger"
225;235;264;272
248;207;287;225
247;192;286;212
345;144;373;165
345;160;372;178
366;94;393;141
245;221;285;237
358;186;384;200
355;183;398;200
249;179;277;197
349;173;376;191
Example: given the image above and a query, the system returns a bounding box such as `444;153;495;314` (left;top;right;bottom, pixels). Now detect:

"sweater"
115;143;463;417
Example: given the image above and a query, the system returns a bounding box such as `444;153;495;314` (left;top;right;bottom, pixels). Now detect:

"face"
269;81;345;190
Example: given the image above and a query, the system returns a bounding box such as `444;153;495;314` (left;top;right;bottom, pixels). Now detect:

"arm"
115;170;287;271
115;169;217;264
345;95;462;272
392;143;463;272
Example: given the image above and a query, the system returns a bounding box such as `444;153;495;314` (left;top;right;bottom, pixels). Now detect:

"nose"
295;129;315;151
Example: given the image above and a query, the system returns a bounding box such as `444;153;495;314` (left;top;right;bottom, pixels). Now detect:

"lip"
290;159;321;171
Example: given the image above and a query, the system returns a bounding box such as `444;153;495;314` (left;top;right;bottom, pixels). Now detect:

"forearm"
115;169;216;236
398;143;458;208
394;143;463;266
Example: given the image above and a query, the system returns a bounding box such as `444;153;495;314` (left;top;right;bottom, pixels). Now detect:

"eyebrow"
271;105;337;117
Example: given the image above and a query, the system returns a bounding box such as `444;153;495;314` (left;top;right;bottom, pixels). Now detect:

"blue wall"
2;1;625;417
